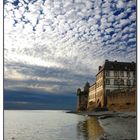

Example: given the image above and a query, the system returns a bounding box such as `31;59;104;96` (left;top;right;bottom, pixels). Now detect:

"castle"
76;60;136;112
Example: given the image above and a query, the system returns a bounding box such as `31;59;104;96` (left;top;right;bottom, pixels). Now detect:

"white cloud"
4;0;136;94
117;1;125;8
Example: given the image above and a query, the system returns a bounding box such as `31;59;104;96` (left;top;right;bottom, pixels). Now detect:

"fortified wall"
107;87;136;111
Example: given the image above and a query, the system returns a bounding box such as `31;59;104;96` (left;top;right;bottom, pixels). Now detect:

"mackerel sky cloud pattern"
4;0;136;94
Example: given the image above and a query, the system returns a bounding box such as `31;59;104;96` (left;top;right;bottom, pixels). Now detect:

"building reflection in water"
77;117;104;140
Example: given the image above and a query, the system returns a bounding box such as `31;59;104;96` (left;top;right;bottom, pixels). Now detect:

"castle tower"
76;82;90;112
84;82;90;94
76;88;81;111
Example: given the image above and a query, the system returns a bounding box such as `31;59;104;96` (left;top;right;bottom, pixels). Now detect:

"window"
120;79;124;85
127;71;130;77
133;79;136;86
114;79;118;85
120;71;124;77
106;71;110;76
133;71;136;77
127;80;131;86
114;71;118;77
106;89;110;95
106;79;110;85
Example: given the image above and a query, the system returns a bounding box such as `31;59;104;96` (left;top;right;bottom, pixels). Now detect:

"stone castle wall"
77;94;88;111
107;87;136;111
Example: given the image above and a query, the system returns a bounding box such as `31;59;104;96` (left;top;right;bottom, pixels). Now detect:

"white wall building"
88;60;136;108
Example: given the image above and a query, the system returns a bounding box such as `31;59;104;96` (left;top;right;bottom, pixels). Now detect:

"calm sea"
4;110;104;140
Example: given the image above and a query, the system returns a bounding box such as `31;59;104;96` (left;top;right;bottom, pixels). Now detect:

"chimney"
99;66;102;71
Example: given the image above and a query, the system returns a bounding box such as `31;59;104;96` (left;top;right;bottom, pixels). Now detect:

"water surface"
4;110;104;140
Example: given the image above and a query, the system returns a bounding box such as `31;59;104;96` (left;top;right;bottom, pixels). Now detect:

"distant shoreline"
4;109;74;111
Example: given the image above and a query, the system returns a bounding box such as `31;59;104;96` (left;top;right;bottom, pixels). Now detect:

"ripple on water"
5;110;104;140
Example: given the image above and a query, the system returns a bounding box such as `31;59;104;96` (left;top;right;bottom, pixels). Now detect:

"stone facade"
87;83;97;111
107;87;136;111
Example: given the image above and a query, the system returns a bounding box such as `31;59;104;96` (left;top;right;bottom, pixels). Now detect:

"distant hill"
4;90;76;110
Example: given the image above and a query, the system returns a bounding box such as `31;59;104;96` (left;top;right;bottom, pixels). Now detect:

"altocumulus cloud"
4;0;136;95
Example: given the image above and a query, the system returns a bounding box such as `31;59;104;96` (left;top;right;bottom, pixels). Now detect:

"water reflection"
77;117;104;140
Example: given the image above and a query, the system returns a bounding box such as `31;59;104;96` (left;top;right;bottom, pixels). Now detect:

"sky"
4;0;136;109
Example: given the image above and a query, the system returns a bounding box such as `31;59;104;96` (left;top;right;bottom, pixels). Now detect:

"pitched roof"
96;60;136;75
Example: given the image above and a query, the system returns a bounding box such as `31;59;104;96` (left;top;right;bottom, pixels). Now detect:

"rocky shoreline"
68;111;136;140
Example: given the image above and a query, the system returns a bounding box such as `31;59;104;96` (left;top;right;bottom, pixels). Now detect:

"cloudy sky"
4;0;136;108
